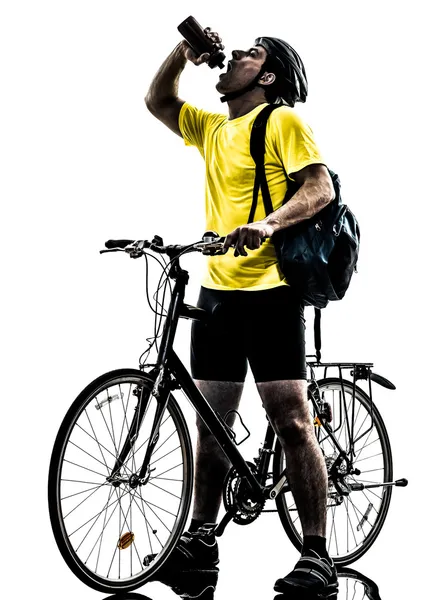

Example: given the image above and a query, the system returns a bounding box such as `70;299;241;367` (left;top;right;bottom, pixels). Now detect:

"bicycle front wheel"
48;368;193;593
273;378;393;565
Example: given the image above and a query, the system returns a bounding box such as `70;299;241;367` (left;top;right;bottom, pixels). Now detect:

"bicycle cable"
139;242;198;367
152;243;198;347
138;251;171;368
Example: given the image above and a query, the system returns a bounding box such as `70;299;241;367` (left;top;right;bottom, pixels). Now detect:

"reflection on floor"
103;564;381;599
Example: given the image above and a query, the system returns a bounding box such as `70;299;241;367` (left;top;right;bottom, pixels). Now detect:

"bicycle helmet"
220;36;308;106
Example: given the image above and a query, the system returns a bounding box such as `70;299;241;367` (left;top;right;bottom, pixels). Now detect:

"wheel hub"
129;474;140;489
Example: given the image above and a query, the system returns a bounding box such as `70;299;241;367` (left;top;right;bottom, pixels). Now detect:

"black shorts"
190;285;307;383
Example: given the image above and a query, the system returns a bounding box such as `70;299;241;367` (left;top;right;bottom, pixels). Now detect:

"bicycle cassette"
223;463;265;525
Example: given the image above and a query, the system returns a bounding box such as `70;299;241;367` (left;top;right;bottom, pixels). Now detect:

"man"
144;28;338;596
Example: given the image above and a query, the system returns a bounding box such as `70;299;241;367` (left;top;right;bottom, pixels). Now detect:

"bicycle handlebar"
102;232;227;258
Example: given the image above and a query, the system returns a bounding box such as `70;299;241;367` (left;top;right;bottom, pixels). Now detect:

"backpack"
249;104;360;310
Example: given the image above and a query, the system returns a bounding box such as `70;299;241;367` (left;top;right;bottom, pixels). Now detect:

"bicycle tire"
273;377;393;566
48;368;193;593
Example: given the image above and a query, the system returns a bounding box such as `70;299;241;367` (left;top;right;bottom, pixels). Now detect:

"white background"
1;1;447;598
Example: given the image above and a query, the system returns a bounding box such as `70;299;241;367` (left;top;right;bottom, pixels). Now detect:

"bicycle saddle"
180;303;209;322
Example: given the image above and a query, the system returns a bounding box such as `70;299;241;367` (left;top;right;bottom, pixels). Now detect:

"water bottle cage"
223;410;251;446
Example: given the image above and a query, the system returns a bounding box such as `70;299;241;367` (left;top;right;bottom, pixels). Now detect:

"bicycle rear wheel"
273;377;393;565
48;368;193;593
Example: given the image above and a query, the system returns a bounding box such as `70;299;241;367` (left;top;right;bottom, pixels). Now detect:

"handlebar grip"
105;239;135;249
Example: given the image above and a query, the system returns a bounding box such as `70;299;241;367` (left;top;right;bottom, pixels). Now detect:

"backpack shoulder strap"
248;104;282;223
314;308;322;363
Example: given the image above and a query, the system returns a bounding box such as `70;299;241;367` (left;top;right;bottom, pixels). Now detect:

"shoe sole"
151;568;219;596
274;579;339;598
274;592;338;600
149;566;219;583
143;553;219;569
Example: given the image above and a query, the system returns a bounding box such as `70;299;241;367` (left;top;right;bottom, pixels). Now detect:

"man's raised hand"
181;28;224;66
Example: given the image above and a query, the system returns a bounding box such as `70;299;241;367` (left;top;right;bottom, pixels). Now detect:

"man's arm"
224;164;335;257
263;164;335;232
144;41;211;137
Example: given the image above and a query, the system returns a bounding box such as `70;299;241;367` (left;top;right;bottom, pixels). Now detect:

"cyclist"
144;30;337;596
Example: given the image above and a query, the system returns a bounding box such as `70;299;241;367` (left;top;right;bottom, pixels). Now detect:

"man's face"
216;45;270;94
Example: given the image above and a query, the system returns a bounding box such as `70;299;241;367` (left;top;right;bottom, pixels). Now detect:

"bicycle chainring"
223;462;265;525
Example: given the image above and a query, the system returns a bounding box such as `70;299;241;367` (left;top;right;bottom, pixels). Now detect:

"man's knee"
257;379;313;446
273;415;314;447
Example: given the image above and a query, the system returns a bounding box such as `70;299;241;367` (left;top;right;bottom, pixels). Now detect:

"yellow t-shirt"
178;101;325;290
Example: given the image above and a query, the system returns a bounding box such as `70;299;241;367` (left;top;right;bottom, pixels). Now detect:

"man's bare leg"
257;379;328;537
191;379;244;523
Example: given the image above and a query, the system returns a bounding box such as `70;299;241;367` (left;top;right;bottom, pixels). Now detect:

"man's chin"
216;81;234;94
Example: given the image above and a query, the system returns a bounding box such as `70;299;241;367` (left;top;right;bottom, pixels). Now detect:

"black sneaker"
274;549;338;598
168;569;219;598
143;523;219;577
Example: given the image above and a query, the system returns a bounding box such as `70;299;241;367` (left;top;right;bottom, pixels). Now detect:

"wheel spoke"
353;411;370;444
61;484;105;501
84;408;113;476
138;488;155;556
150;446;182;468
150;429;178;458
94;392;121;458
95;486;114;573
64;482;108;519
147;480;181;500
355;452;383;463
360;468;384;474
107;388;118;460
343;497;358;551
364;487;383;502
354;427;375;462
350;496;366;536
67;440;111;473
150;462;183;480
61;478;103;486
63;459;108;479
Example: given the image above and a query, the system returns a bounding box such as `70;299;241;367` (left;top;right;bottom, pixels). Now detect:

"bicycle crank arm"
268;474;288;499
350;477;408;491
214;509;236;537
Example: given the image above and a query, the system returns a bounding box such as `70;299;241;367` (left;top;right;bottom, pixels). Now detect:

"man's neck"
227;91;268;120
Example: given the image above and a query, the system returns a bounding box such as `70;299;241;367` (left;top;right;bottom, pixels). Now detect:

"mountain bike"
48;233;408;594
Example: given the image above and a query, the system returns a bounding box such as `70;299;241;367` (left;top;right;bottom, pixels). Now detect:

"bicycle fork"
107;369;169;487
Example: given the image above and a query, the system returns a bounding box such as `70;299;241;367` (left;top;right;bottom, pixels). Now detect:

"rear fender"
351;365;396;390
370;372;396;390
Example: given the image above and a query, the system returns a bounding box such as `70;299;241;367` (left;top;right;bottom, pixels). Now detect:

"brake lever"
99;248;123;254
193;241;228;255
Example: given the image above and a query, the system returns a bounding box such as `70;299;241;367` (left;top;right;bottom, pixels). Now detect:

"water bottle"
178;16;226;69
